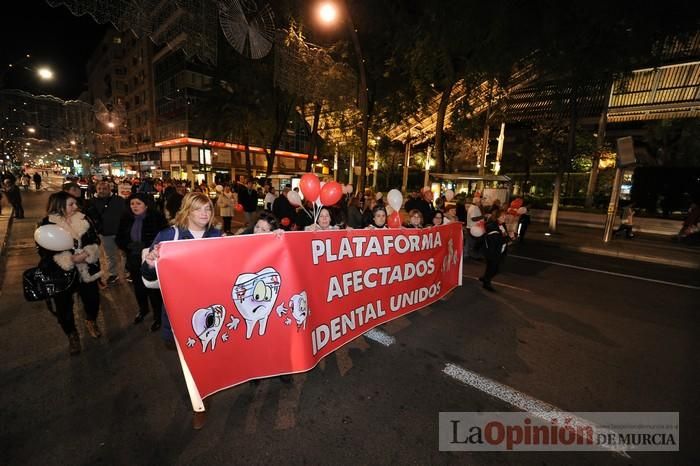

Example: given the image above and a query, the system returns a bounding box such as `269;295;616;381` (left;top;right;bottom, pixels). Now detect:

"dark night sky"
0;0;110;100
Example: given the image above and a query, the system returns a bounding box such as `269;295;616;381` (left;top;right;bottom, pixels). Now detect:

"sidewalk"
522;222;700;270
0;209;12;257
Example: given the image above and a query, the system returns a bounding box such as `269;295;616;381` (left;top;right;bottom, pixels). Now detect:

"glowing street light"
37;67;54;81
318;2;339;24
316;0;370;193
27;127;36;134
70;140;76;145
107;121;115;129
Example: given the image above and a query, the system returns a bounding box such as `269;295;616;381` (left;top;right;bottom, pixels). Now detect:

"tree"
527;2;699;231
398;0;537;172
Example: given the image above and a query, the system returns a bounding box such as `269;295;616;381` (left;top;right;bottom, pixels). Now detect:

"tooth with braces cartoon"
232;268;281;339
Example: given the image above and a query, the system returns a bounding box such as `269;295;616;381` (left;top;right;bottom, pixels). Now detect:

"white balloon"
34;224;74;251
345;184;354;194
387;189;403;211
287;190;302;207
470;224;485;238
215;185;224;192
445;189;455;201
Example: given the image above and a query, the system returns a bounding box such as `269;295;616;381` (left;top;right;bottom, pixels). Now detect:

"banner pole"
174;337;205;412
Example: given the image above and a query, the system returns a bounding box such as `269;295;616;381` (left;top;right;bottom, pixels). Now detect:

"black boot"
68;332;81;355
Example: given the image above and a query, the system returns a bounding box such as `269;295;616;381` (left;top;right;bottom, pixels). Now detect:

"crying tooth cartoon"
191;304;226;353
289;291;309;331
231;267;281;339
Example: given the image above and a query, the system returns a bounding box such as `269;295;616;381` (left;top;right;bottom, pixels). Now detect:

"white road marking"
364;328;396;346
510;254;700;291
442;363;630;457
463;275;531;293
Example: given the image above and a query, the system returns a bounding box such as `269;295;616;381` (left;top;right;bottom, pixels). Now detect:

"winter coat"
217;192;236;217
116;209;168;268
483;220;506;260
86;194;127;236
347;206;364;229
238;188;258;212
141;226;222;282
272;195;296;226
37;213;102;284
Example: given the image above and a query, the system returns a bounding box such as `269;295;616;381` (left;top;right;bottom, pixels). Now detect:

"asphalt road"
1;181;698;465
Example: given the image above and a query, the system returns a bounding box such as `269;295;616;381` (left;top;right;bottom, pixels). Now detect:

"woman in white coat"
217;185;237;234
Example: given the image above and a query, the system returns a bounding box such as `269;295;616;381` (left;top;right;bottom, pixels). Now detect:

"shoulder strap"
173;226;179;241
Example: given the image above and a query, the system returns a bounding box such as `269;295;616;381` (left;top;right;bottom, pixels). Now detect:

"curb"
526;238;700;270
0;208;14;257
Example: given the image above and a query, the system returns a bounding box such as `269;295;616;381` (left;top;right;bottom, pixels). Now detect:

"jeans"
50;281;100;335
11;201;24;219
100;235;122;278
161;305;174;342
127;257;163;320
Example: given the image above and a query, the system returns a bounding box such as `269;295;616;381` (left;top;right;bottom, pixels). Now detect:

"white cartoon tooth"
191;304;226;352
231;267;281;339
289;291;309;330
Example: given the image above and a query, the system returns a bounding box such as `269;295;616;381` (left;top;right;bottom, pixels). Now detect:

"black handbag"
23;266;77;302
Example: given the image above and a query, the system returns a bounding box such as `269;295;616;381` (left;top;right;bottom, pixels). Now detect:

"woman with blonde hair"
142;192;223;429
142;192;222;341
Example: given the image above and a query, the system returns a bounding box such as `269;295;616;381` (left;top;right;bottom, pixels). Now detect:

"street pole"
341;1;369;196
603;167;623;243
603;137;636;243
401;131;411;193
423;146;432;188
478;82;494;177
349;150;355;187
372;141;378;190
333;145;339;181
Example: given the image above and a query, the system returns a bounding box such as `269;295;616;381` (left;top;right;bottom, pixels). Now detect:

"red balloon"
235;204;244;212
387;211;402;228
319;181;343;206
300;173;321;202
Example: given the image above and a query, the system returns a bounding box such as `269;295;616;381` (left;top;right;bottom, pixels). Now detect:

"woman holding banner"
365;205;388;229
142;192;222;429
142;193;222;347
305;207;339;232
403;209;424;229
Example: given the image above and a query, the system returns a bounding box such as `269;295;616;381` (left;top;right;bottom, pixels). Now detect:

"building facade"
0;89;94;173
86;29;158;176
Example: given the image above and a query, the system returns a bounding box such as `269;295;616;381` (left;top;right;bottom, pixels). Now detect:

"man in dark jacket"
86;181;127;284
2;178;24;219
272;186;297;230
33;172;42;190
415;188;436;226
238;178;259;225
480;206;506;292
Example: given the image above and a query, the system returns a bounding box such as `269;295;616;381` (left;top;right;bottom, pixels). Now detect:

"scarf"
131;213;146;242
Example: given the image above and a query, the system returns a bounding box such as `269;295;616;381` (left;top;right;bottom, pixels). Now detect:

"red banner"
157;223;463;401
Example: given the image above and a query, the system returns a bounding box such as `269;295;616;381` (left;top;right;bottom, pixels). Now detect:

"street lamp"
37;67;54;81
317;1;370;195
